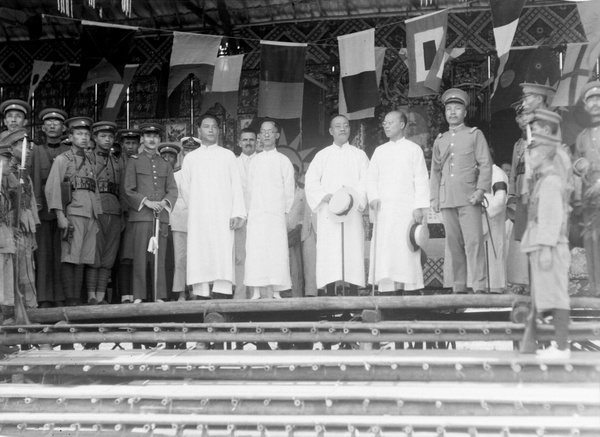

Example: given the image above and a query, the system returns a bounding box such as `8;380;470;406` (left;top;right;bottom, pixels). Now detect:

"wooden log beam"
25;296;600;324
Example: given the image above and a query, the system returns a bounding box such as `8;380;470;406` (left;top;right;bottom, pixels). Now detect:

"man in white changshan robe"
305;114;369;295
179;114;246;298
367;110;430;293
244;120;295;299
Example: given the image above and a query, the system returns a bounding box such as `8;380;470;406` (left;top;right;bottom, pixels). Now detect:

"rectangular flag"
101;64;139;121
578;2;600;68
552;43;592;107
405;10;449;97
28;60;53;100
80;21;137;90
339;47;386;120
425;47;465;92
258;41;307;119
202;54;244;117
490;0;526;97
168;32;222;97
338;29;381;113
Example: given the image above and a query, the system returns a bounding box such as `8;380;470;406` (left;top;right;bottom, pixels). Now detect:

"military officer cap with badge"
0;128;28;155
92;121;118;135
65;116;93;132
581;80;600;103
530;108;562;134
158;142;182;156
39;108;68;123
519;82;556;100
442;88;470;107
181;136;201;151
0;99;31;117
118;128;142;139
139;122;164;136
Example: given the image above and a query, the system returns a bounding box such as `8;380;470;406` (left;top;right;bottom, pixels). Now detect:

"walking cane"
371;209;378;297
341;221;345;296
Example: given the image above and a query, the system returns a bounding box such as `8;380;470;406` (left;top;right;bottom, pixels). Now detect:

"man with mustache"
430;88;492;294
122;123;178;303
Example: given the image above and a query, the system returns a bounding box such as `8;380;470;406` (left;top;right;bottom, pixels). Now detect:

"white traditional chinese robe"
366;138;430;290
179;144;246;291
244;149;295;290
305;143;369;288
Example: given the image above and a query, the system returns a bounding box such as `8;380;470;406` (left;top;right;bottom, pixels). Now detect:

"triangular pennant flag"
258;41;307;119
425;47;465;92
101;64;139;122
168;32;222;97
28;60;53;100
405;10;449;97
339;47;386;120
337;29;381;113
202;54;244;117
552;43;592;107
80;21;137;90
490;0;527;97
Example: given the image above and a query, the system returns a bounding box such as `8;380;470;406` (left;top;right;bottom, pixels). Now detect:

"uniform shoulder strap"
469;127;479;134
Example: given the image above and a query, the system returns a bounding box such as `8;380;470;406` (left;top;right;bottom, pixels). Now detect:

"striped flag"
168;32;222;97
339;47;386;120
405;10;449;97
490;0;527;97
101;64;139;122
202;54;244;117
338;29;381;112
258;41;307;119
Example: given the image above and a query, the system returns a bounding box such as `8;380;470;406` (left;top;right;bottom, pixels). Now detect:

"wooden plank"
0;382;597;404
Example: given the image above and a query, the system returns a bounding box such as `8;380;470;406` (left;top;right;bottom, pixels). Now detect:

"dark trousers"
35;220;65;303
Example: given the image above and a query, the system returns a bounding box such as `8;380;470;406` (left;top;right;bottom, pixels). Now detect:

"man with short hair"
430;88;492;294
235;127;257;299
179;114;245;299
574;81;600;297
122;123;178;303
45;117;102;306
305;114;369;296
367;110;430;294
244;120;295;299
85;121;122;305
118;128;142;161
31;108;70;308
0;99;30;141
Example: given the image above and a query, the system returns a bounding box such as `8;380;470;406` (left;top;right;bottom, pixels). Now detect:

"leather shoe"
88;298;99;305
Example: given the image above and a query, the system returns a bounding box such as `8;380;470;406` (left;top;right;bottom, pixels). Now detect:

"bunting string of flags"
32;2;600;126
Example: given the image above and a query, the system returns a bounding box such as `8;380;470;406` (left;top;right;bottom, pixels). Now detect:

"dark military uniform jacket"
123;150;177;224
31;140;71;221
45;146;102;219
94;149;123;216
430;124;492;208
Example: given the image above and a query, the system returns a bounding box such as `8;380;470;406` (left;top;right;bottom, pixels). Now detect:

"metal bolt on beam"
42;423;54;431
391;363;397;370
403;426;413;437
343;328;350;334
436;425;446;436
128;365;135;370
435;400;443;409
325;399;333;407
571;429;581;437
501;427;511;437
17;423;27;430
422;363;429;370
363;399;370;411
128;397;140;405
536;427;545;436
24;397;33;404
577;404;585;412
161;365;169;371
312;365;319;371
565;364;574;372
114;398;124;404
294;399;302;407
114;424;122;431
455;363;463;371
483;363;491;371
161;399;170;406
480;400;489;411
406;328;413;335
82;365;92;372
22;366;30;371
512;364;521;373
459;328;466;335
200;399;209;407
505;328;512;335
434;329;442;335
139;365;147;371
56;398;65;404
539;364;548;372
264;399;270;406
289;365;295;371
364;363;371;371
340;364;347;371
114;364;122;371
468;427;478;437
397;400;404;408
482;328;490;335
543;403;551;411
185;365;193;371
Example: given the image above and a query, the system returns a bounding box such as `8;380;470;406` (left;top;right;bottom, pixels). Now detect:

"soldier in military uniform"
118;128;142;162
2;129;40;308
0;142;16;320
122;123;177;303
31;108;70;308
521;131;571;359
84;121;123;305
574;81;600;297
0;99;30;141
45;117;102;306
430;88;492;293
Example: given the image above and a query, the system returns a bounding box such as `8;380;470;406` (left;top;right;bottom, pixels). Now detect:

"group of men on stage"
0;77;599;327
